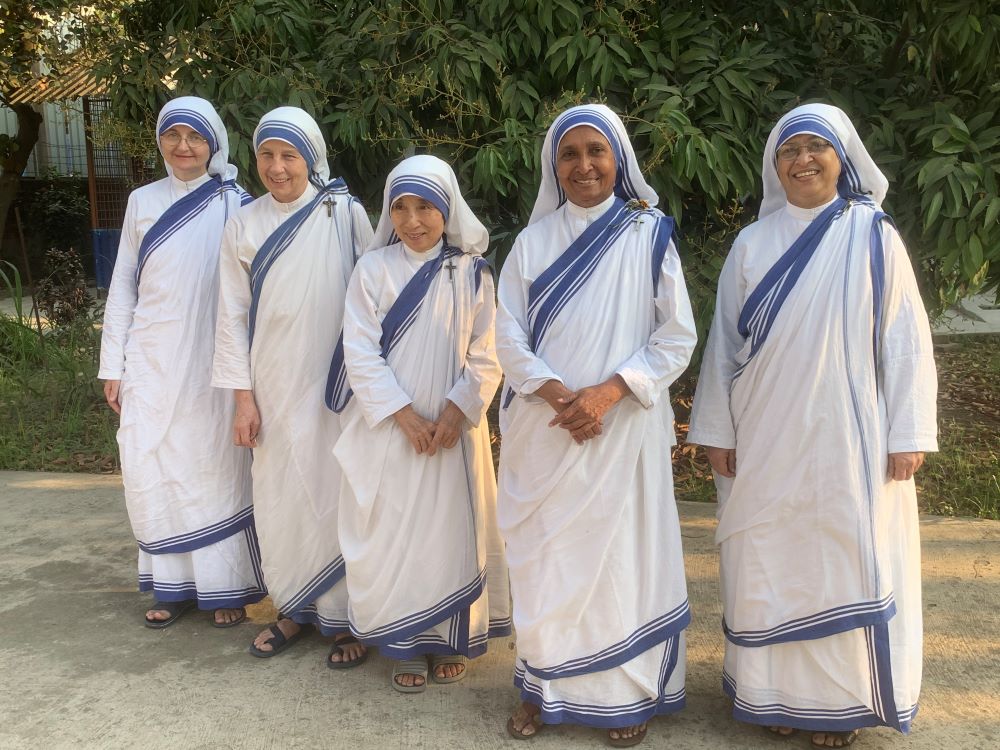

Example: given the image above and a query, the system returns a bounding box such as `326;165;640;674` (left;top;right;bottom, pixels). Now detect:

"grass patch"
919;335;1000;519
670;336;1000;520
0;263;118;473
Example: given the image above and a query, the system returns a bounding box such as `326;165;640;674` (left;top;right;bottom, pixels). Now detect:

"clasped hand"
537;376;628;445
394;401;466;456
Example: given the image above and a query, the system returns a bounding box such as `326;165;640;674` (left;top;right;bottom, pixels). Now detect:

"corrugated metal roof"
6;65;107;105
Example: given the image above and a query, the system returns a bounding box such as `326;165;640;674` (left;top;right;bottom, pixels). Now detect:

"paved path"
1;471;998;749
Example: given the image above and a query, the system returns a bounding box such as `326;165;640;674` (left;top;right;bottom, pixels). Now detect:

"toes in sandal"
392;657;428;693
248;622;305;658
211;607;247;629
811;730;859;748
144;599;196;629
430;653;467;684
327;634;369;670
766;726;799;739
506;710;544;741
608;723;647;748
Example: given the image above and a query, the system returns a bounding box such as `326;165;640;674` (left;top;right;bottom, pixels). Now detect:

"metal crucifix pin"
323;197;336;217
445;260;457;280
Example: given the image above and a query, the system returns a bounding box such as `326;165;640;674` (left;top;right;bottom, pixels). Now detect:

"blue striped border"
137;506;254;555
352;569;486;646
138;574;265;609
277;555;346;616
524;599;690;680
723;595;894;647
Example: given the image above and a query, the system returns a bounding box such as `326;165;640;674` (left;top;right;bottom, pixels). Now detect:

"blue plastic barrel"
92;229;121;289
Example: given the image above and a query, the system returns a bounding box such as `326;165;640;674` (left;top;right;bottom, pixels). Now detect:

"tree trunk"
0;99;43;256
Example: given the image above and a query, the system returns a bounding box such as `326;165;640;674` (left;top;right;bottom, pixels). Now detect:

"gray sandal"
392;657;428;693
430;654;467;684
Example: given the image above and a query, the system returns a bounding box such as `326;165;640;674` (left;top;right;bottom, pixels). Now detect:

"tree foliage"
96;0;1000;327
0;1;117;246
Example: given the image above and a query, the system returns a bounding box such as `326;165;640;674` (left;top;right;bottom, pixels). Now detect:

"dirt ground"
1;471;998;749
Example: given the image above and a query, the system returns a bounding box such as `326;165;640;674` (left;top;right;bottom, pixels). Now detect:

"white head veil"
156;96;238;181
369;154;489;255
253;106;331;189
529;103;659;225
760;102;888;218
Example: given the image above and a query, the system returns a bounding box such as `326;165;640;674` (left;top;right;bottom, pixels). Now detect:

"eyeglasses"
160;131;209;148
776;139;833;161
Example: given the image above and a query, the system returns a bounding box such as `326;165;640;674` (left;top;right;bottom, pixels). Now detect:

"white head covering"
370;154;489;255
529;103;659;225
156;96;238;181
760;102;889;218
252;106;330;188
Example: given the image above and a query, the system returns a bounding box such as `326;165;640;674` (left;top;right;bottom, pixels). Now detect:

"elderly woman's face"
256;138;310;203
776;133;842;209
390;194;445;253
159;124;210;181
556;125;617;208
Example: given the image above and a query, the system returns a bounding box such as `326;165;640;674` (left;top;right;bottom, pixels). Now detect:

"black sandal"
327;633;369;670
248;621;306;658
144;599;195;629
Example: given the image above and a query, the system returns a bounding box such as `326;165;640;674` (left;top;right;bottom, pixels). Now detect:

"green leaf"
925;191;944;230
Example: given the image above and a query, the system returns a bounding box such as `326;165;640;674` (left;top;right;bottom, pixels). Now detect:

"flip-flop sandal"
211;607;247;629
430;654;467;684
506;710;544;740
608;723;648;748
144;599;196;629
327;634;369;670
391;657;428;693
811;730;859;748
248;622;305;658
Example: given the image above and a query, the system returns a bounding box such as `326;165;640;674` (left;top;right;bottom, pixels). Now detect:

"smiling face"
555;125;617;208
775;133;842;209
390;194;446;253
160;124;210;181
255;139;310;203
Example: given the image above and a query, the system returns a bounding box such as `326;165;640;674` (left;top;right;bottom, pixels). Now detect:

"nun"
495;104;697;746
99;96;263;629
329;154;511;692
688;102;937;748
212;107;374;665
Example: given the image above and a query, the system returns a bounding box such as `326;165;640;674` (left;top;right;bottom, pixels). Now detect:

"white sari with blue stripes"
496;195;697;728
688;198;937;733
99;172;265;608
333;240;510;658
213;183;373;632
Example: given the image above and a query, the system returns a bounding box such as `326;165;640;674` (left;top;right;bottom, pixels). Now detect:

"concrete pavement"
1;471;998;749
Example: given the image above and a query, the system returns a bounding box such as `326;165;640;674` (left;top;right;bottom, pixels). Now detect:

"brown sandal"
506;707;544;740
608;723;647;747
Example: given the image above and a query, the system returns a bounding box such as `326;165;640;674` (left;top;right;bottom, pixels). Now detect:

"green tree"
96;0;1000;329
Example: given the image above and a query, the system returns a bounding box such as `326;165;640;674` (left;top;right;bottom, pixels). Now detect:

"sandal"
811;730;859;748
608;723;647;748
430;654;467;684
248;621;306;658
211;607;246;628
391;657;428;693
506;706;544;740
144;599;195;629
766;726;799;739
327;634;369;670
